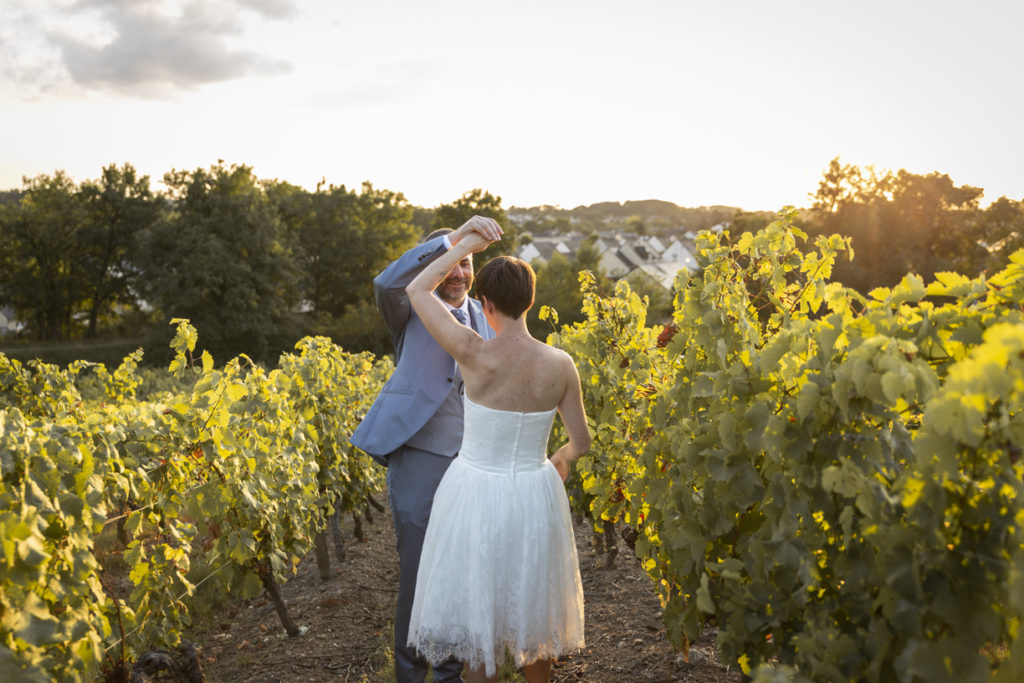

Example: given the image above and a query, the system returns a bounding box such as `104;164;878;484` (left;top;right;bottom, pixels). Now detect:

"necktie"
452;308;468;326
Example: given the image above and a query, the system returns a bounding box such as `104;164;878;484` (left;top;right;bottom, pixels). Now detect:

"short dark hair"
475;256;535;319
424;227;452;243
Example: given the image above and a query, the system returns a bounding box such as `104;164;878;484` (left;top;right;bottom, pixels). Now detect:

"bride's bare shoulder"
539;344;578;373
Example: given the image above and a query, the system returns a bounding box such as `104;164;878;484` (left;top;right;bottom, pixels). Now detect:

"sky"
2;0;1022;212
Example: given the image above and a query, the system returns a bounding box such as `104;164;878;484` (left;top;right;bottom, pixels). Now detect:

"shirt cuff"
442;234;453;250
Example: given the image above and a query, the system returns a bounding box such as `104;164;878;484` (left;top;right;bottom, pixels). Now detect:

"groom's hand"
450;215;503;246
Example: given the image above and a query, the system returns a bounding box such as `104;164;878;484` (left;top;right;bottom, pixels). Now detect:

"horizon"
0;158;1012;215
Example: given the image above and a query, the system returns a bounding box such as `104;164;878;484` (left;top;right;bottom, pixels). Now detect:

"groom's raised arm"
373;236;450;336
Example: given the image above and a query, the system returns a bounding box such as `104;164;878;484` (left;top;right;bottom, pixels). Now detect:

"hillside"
508;200;771;236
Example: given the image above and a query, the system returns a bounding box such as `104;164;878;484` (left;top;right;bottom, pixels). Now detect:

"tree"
263;178;317;307
975;196;1024;270
0;166;160;341
77;163;161;338
731;209;773;234
266;180;418;353
433;189;519;258
345;184;419;310
0;172;87;340
410;206;435;235
137;162;301;361
806;158;987;292
627;215;647;235
888;169;984;276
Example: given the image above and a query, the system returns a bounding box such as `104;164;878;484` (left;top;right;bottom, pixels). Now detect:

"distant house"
517;227;702;291
599;249;635;279
508;211;534;226
661;239;696;267
635;260;696;290
617;242;646;267
521;239;561;264
0;306;21;336
643;235;667;255
519;242;543;263
518;233;585;266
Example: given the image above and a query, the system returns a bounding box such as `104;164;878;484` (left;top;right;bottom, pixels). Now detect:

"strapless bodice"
458;396;557;475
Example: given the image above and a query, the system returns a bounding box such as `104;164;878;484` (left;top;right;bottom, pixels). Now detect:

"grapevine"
546;210;1024;681
0;322;389;680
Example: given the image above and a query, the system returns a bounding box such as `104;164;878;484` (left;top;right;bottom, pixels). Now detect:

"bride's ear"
480;295;494;314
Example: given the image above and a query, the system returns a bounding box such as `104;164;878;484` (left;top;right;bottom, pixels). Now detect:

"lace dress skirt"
406;397;585;676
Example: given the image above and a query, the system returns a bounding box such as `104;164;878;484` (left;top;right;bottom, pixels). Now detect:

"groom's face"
438;255;474;306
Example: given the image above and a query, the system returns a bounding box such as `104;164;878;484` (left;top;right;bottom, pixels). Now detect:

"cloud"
235;0;299;20
9;0;297;96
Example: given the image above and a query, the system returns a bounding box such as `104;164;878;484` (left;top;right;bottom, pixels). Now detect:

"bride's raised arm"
405;216;501;363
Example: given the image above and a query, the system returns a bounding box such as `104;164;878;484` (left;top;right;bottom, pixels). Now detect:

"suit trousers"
386;446;463;683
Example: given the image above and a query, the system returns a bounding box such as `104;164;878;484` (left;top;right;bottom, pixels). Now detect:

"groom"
351;216;502;683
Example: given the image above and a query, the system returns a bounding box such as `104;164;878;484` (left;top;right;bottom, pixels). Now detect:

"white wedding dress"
407;395;585;676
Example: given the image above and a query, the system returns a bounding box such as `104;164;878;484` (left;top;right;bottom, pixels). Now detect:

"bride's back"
462;335;572;414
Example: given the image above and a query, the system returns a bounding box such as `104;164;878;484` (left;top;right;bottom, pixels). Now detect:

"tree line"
0;162;516;362
1;158;1020;363
802;157;1023;293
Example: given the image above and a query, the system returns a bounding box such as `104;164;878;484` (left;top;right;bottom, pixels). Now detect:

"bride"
404;216;591;683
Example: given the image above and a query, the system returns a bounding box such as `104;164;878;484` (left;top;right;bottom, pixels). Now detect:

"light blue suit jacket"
350;236;494;464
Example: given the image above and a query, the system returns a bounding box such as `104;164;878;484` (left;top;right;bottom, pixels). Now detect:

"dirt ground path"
192;497;744;682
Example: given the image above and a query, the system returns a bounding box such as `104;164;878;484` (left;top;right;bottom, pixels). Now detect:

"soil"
189;497;745;683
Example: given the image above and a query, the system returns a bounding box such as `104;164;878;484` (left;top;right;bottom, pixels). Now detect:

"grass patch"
0;337;147;367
